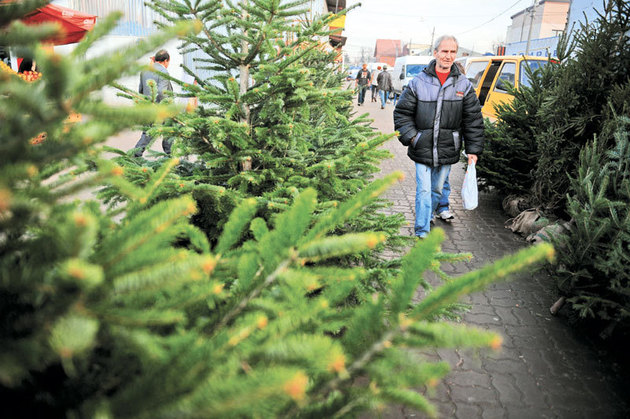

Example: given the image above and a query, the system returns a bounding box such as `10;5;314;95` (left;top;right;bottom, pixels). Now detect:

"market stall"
0;2;97;143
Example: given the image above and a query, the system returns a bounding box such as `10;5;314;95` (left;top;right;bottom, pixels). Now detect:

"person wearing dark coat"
393;35;484;238
354;63;371;106
18;58;36;73
377;64;393;109
133;49;174;157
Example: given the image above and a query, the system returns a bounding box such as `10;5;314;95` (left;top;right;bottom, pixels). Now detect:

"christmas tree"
108;0;399;243
102;0;408;296
533;0;630;210
475;59;559;197
1;2;555;417
554;116;630;338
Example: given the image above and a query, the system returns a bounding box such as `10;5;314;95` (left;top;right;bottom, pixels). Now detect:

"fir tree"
112;0;396;228
553;116;630;338
475;59;558;197
533;0;630;211
105;0;407;290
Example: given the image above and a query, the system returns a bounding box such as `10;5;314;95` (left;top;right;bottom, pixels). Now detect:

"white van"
392;55;433;94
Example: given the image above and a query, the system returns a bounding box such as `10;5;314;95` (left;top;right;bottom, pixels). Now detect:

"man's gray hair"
433;35;459;52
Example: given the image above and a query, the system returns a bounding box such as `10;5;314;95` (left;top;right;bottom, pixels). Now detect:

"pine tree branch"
212;256;293;332
190;9;235;66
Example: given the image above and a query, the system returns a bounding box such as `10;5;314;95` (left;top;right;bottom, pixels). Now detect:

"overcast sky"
343;0;533;55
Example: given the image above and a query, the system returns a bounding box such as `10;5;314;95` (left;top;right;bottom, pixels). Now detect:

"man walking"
355;63;371;106
370;65;381;102
377;64;393;109
393;35;484;239
133;49;174;157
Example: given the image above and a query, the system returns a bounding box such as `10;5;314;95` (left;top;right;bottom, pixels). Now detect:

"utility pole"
429;27;435;50
525;0;538;55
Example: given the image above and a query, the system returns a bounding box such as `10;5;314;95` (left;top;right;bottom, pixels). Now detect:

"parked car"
458;55;553;121
391;55;433;95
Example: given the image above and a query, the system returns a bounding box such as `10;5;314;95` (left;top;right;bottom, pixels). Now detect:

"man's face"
433;39;458;71
362;64;367;70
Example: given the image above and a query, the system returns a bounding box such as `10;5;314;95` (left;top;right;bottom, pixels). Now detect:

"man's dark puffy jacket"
393;59;484;167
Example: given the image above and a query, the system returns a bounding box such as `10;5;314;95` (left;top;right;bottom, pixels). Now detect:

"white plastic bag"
461;162;478;210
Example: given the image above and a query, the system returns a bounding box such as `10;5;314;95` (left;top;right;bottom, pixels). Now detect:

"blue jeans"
437;176;451;214
380;89;389;107
415;163;451;237
392;92;400;107
357;85;368;104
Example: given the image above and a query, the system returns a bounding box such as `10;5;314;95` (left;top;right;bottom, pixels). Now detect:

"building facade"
402;43;431;56
504;0;569;57
373;39;401;67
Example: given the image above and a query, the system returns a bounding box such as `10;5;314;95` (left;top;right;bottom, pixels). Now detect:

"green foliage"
1;2;556;418
553;116;630;336
482;0;630;335
105;0;399;244
476;59;558;195
532;0;630;210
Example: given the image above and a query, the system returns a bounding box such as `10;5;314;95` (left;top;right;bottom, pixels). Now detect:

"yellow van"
457;55;552;121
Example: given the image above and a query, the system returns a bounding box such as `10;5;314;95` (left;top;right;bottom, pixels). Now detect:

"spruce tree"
111;0;398;236
553;115;630;338
104;0;407;292
533;0;630;210
475;59;558;197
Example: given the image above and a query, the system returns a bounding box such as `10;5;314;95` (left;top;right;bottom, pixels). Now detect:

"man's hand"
468;154;478;165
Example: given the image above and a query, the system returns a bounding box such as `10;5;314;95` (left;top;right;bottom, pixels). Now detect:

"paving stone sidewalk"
357;97;630;419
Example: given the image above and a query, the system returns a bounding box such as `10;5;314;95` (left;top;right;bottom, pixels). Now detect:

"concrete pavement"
357;95;630;419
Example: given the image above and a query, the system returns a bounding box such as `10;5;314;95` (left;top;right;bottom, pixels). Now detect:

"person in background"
355;63;371;106
393;35;484;238
133;49;174;157
392;91;401;107
377;64;393;109
370;65;381;102
17;58;36;73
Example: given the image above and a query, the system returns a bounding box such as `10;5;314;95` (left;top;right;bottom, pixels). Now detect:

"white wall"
55;37;188;106
505;36;560;57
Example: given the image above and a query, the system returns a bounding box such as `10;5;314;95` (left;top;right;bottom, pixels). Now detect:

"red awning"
21;3;96;45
